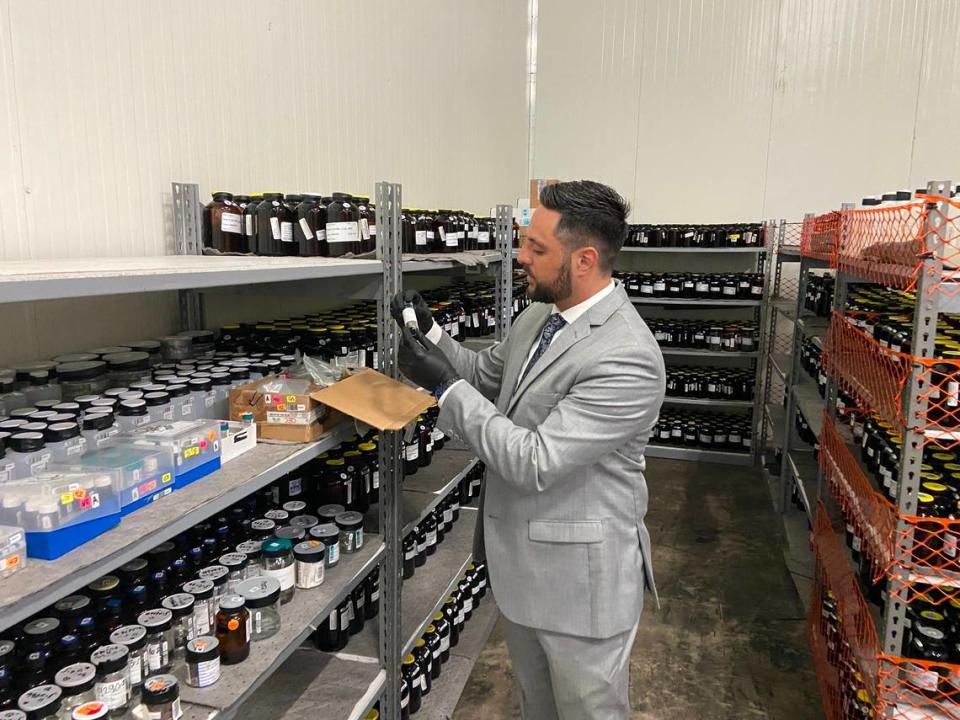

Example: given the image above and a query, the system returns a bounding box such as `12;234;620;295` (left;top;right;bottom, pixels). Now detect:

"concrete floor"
453;457;823;720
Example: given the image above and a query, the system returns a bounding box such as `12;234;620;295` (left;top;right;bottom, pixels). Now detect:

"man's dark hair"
539;180;630;273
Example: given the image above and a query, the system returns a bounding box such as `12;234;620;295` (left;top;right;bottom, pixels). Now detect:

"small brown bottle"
204;192;245;253
214;594;250;665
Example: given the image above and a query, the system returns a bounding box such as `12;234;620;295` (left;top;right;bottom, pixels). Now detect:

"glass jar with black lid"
326;194;361;257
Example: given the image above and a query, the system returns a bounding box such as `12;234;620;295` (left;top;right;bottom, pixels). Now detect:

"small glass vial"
108;626;146;697
260;538;295;604
133;675;180;720
293;541;325;589
54;663;97;718
335;511;364;554
17;685;62;720
236;576;281;641
90;644;130;717
218;553;248;591
136;609;173;678
309;524;340;568
214;595;250;665
184;637;221;688
160;593;196;655
181;578;215;637
235;541;262;578
198;565;230;606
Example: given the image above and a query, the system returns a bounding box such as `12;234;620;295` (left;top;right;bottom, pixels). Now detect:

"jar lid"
126;340;161;354
282;500;307;513
103;352;150;371
185;636;220;665
44;422;80;443
161;592;196;618
261;538;293;557
143;391;170;407
293;540;326;563
219;552;247;569
188;377;213;391
182;578;214;600
142;674;179;706
118;399;147;416
17;684;61;715
335;511;363;530
89;644;128;674
236;576;281;608
251;518;276;533
137;607;173;631
317;504;345;521
51;402;82;416
0;710;27;720
309;523;340;543
87;575;120;595
54;594;91;617
55;361;108;383
24;617;60;640
19;422;48;434
8;432;45;453
177;330;215;345
264;509;289;522
290;514;319;530
165;383;190;398
199;565;229;586
218;593;245;612
53;353;99;364
54;662;96;694
235;540;262;559
109;625;147;650
13;361;57;381
81;412;115;431
70;702;108;720
275;526;305;542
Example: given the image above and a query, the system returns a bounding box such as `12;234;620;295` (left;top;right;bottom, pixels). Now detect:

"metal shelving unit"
629;296;762;307
0;181;514;720
621;246;766;254
643;444;753;466
662;396;754;408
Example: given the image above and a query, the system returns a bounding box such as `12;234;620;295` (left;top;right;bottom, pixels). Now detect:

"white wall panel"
533;0;960;224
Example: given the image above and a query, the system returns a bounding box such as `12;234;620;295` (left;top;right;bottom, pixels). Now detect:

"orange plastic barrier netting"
877;656;960;719
806;595;847;720
908;361;960;451
801;211;841;262
820;414;897;581
823;312;911;433
884;510;960;608
837;196;960;295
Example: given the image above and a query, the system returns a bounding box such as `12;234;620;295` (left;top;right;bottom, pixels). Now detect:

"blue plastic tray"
25;512;121;560
174;457;221;489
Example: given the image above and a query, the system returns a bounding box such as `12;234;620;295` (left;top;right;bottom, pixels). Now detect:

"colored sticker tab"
286;394;298;403
161;472;173;484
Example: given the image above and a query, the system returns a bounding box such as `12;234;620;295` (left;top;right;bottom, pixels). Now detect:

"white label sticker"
327;221;360;244
96;677;129;709
281;221;294;242
406;444;419;461
298;218;314;240
221;212;242;234
478;231;490;245
359;218;370;240
317;228;327;241
415;230;428;246
245;214;254;236
440;634;450;652
270;217;281;240
265;563;296;591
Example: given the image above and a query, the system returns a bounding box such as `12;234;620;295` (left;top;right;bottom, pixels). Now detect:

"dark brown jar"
243;194;262;248
280;195;301;256
356;196;376;254
255;193;286;257
326;193;361;257
416;210;434;254
295;194;322;257
214;595;250;665
203;192;244;253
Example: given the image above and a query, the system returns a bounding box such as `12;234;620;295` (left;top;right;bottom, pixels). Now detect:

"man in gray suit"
392;180;665;719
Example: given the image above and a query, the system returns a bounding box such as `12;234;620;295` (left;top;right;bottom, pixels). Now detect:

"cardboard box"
530;178;560;208
310;368;435;431
229;375;343;443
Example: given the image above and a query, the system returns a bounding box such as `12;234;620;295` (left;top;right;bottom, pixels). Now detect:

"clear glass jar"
187;378;216;420
184;637;221;688
181;578;215;637
335;511;364;554
260;538;295;604
235;541;262;578
218;553;248;591
55;361;108;401
198;565;230;607
136;609;174;677
132;675;180;720
143;392;173;423
7;432;52;477
108;625;146;696
116;400;150;432
308;524;340;568
53;663;97;719
236;576;281;641
22;371;61;405
80;413;120;451
164;384;194;420
293;541;325;589
103;353;151;388
44;422;87;463
160;593;196;655
90;644;130;717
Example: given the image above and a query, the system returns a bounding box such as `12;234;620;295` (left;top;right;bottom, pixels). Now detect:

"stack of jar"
803;273;835;318
650;410;752;453
815;587;875;719
624;223;764;249
647;319;759;353
665;367;755;401
0;459;382;712
397;561;488;717
402;464;485;583
399;209;498;254
614;271;764;301
311;567;381;653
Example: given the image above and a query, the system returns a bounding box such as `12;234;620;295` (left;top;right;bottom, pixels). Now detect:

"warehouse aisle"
453;457;823;720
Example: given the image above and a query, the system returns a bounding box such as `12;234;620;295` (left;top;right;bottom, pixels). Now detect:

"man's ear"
574;245;600;274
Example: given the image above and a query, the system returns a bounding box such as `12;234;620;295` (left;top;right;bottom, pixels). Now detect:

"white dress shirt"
428;279;616;404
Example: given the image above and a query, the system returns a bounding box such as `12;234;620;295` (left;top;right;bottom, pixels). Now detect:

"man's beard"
527;254;572;304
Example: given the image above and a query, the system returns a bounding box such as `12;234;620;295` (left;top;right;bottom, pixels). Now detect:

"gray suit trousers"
502;608;639;720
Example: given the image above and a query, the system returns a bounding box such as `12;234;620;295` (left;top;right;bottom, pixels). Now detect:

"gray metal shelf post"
172;182;205;331
495;204;514;341
375;181;403;720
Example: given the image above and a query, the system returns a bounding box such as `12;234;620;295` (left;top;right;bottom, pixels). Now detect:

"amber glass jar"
326;193;361;257
204;192;244;253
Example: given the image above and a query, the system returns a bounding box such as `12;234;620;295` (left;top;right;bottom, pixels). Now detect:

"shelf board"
621;246;767;254
780;509;814;614
0;424;353;633
645;444;753;466
778;246;802;259
793;379;825;440
401;507;477;658
401;447;478;536
416;598;500;719
178;539;384;717
662;396;754;408
797;316;828;345
765;402;786;449
787;449;819;521
629;296;762;307
772;299;797;320
771;352;791;380
660;347;759;358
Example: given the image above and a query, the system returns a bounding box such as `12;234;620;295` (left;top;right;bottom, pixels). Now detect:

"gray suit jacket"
435;281;665;639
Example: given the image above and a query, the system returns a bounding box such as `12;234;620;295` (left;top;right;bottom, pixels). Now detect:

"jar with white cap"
53;663;97;717
6;432;52;477
16;684;62;720
164;385;194;421
90;643;130;716
116;400;149;432
43;423;87;463
143;392;174;423
187;378;216;420
80;413;120;452
136;609;174;677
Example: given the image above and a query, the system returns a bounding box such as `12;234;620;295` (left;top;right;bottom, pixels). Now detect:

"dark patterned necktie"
519;313;567;385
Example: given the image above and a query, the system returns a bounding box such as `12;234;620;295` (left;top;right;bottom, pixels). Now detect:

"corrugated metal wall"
0;0;528;262
533;0;960;222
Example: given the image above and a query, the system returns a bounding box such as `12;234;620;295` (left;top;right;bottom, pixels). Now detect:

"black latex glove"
398;326;460;393
390;290;433;334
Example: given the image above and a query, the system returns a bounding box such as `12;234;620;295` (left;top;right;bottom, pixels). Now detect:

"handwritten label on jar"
221;213;243;234
245;215;254;236
95;677;128;709
415;230;428;246
298;218;314;240
327;221;359;244
145;640;169;672
281;222;294;243
270;217;281;240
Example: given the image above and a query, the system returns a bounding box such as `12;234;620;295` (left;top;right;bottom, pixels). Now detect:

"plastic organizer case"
55;443;175;516
0;525;27;576
0;468;123;559
122;420;222;488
